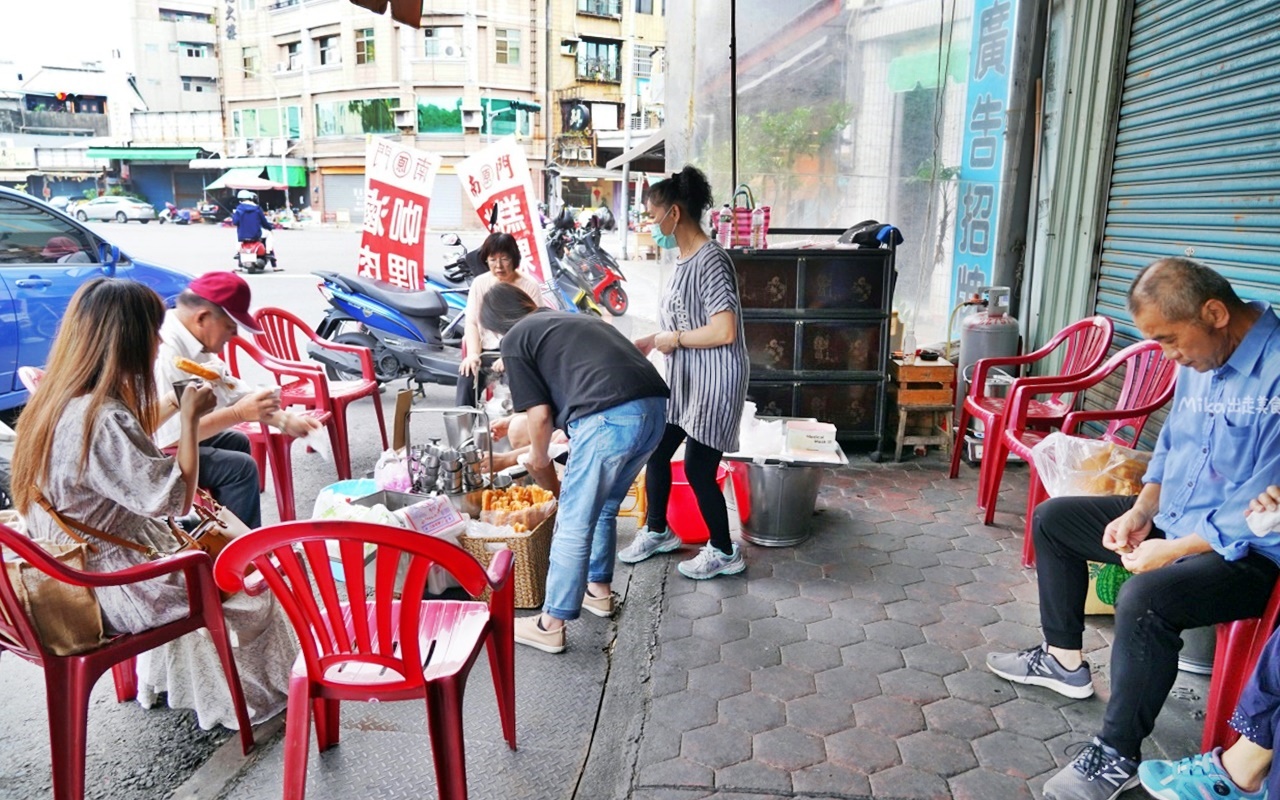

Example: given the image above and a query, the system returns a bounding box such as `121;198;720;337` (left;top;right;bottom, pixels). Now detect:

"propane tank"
956;287;1021;450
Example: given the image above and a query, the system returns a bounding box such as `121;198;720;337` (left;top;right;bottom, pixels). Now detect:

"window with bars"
577;39;621;83
424;26;462;59
242;46;260;77
355;28;375;64
633;44;654;81
316;35;340;67
495;28;520;65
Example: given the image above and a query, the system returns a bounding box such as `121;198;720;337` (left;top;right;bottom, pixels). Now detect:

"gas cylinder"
956;287;1021;456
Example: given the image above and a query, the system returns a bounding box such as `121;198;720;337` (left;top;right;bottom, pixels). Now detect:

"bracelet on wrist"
676;331;683;348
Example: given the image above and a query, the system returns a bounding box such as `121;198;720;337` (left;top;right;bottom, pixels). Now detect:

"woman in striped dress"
621;166;750;579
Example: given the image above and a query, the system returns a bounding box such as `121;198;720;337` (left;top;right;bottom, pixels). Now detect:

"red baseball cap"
187;272;263;333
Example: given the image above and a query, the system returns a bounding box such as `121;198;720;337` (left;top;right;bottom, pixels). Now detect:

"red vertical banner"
358;138;441;290
456;137;550;284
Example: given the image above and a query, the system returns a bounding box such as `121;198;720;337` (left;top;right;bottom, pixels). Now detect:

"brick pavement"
612;455;1210;800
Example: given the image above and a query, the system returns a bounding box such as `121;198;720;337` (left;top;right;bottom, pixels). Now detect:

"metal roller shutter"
322;173;366;224
1091;0;1280;428
429;174;463;230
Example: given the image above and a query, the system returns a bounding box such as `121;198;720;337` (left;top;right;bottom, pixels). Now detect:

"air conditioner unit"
230;138;248;156
425;28;435;37
462;109;481;129
393;107;416;130
275;62;288;72
256;138;273;154
442;44;460;58
560;39;578;56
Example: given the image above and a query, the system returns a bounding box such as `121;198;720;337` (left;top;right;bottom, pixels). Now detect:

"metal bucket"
727;461;824;547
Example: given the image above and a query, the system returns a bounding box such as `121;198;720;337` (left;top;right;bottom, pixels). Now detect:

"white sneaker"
618;526;681;564
678;543;746;580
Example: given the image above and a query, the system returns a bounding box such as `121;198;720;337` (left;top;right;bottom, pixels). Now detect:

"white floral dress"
24;396;297;730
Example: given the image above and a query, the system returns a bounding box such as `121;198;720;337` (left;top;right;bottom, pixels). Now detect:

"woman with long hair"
620;165;751;580
12;278;296;730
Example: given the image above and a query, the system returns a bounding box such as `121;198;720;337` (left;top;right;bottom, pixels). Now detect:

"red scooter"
562;215;629;316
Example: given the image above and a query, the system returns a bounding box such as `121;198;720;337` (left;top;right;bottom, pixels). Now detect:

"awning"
265;165;308;187
558;167;626;182
87;147;203;161
887;45;969;93
604;128;666;173
204;168;284;191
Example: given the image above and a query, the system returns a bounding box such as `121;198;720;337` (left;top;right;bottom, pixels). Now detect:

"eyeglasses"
488;256;515;266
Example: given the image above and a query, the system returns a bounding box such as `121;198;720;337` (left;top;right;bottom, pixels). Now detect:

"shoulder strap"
33;493;161;559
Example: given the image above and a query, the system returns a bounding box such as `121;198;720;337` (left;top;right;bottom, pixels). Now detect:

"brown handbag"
1;509;106;656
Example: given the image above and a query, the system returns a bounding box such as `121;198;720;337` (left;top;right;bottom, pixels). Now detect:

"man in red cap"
153;271;321;526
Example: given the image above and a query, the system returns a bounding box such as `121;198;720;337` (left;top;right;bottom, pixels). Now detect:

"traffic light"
510;101;541;113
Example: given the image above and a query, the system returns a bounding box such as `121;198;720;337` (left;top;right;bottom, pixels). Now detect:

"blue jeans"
543;396;666;621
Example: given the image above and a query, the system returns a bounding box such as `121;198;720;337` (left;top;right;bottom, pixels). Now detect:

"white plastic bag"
374;449;412;492
1030;432;1152;498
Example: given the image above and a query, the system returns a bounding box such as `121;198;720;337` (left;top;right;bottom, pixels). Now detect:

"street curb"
573;559;668;800
168;714;286;800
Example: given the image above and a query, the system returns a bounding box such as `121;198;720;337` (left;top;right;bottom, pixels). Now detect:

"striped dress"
660;240;749;453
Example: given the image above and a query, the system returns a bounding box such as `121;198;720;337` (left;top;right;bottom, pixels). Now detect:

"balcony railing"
577;57;621;83
577;0;621;18
19;110;109;136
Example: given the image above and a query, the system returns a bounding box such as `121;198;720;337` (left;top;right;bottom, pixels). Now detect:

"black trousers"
1033;495;1279;758
198;430;261;529
644;424;732;554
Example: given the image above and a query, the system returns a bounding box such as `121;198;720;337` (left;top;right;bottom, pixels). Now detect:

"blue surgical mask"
650;207;677;249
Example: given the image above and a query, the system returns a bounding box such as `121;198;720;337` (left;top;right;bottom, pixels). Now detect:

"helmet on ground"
237;189;256;202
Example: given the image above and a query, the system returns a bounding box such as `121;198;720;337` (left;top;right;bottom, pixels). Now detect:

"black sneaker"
986;643;1095;699
1043;738;1139;800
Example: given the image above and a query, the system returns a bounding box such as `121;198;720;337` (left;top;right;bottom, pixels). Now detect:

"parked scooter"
565;215;628;315
428;233;480;347
158;202;193;225
310;271;461;389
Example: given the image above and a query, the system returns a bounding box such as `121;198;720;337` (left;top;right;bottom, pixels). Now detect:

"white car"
75;195;157;223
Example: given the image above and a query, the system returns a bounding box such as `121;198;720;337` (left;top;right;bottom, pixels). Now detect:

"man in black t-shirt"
481;282;668;653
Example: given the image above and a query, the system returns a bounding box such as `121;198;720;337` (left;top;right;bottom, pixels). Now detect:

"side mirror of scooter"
439;233;462;247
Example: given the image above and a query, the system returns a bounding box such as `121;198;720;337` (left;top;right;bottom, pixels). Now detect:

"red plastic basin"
666;461;729;544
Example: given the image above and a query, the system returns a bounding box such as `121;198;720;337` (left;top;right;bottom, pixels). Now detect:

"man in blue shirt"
986;258;1280;800
231;190;276;268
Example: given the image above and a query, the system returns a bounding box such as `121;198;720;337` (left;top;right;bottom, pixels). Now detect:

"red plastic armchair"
252;307;388;480
224;336;333;521
1203;579;1280;751
0;524;254;800
948;316;1115;505
998;340;1176;565
213;520;516;800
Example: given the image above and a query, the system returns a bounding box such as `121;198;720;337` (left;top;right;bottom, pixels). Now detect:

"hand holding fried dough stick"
174;356;222;382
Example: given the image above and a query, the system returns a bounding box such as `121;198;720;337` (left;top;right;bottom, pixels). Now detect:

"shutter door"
1090;0;1280;428
322;173;366;224
429;174;463;230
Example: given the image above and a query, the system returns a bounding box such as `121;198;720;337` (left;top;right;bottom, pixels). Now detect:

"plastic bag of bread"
1030;432;1153;498
478;485;557;533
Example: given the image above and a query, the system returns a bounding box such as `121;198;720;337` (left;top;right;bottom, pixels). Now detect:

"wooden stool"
889;358;957;462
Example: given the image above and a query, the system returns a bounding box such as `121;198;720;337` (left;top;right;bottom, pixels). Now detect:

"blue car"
0;186;192;413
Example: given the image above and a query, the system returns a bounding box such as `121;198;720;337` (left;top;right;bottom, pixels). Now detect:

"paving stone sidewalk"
607;455;1211;800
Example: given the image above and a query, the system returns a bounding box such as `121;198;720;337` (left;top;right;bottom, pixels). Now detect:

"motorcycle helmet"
237;189;257;203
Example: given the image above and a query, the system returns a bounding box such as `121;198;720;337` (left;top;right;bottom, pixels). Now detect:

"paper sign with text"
358;138;441;291
456;137;550;283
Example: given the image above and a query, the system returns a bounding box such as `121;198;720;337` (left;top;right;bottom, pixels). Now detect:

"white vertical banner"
456;136;550;284
358;138;441;290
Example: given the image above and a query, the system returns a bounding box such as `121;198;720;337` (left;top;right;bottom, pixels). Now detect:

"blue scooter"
310;272;461;389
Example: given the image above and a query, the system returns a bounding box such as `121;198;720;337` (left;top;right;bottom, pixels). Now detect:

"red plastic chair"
252;307;388;481
1000;340;1176;566
948;316;1114;509
0;524;254;800
224;336;333;521
1202;578;1280;751
18;365;44;394
213;520;516;800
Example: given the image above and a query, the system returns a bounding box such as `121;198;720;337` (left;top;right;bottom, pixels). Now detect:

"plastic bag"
311;478;378;519
1030;433;1152;498
374;449;412;492
478;486;556;533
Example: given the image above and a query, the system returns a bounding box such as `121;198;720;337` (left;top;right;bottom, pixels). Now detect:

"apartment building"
219;0;663;227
